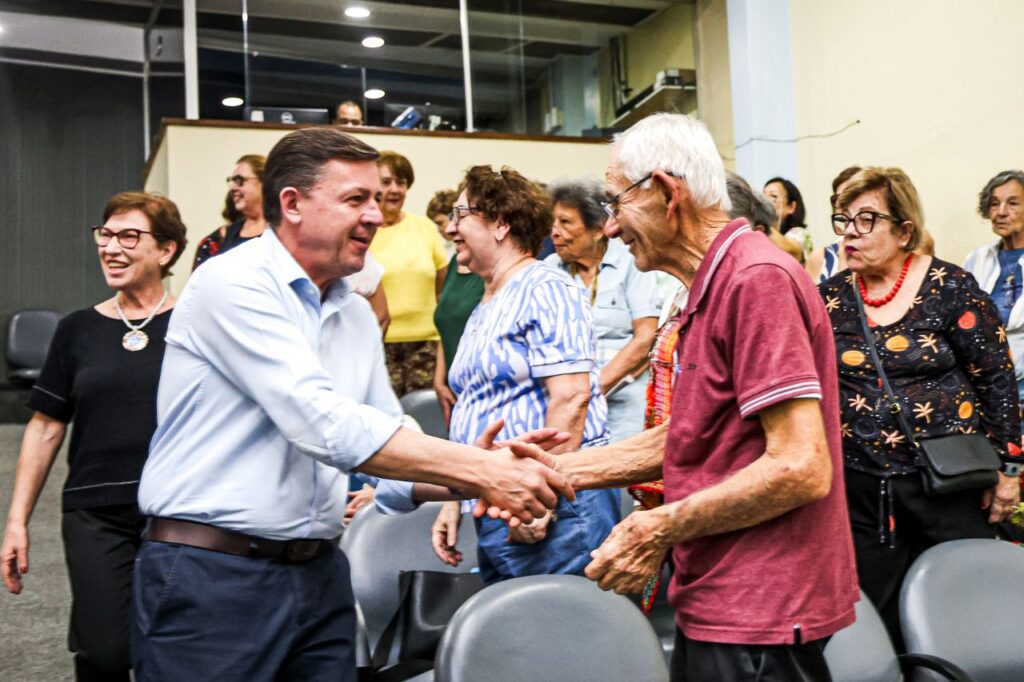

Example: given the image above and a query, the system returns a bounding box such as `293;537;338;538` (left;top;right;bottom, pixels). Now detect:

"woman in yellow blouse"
369;151;449;395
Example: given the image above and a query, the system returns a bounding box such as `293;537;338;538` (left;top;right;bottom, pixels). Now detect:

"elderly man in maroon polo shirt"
504;113;858;681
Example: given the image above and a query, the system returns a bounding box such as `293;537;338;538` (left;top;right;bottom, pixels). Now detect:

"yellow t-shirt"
370;213;448;343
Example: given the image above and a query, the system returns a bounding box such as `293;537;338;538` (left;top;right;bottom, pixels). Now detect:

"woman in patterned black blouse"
819;167;1022;649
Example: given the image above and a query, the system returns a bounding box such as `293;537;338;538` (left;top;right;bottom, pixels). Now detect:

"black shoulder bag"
853;282;1000;496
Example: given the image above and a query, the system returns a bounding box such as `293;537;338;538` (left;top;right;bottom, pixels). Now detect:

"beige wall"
789;0;1024;263
694;0;734;166
146;123;613;294
595;3;697;127
625;3;696;93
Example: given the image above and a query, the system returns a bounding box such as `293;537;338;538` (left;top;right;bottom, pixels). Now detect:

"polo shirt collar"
683;218;753;319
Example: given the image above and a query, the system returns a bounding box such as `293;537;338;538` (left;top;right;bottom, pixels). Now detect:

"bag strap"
371;572;413;669
852;279;921;453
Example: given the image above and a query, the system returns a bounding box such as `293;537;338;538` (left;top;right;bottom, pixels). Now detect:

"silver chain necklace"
114;289;169;351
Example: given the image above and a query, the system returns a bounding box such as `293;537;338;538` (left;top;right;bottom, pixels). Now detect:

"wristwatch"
1001;462;1022;478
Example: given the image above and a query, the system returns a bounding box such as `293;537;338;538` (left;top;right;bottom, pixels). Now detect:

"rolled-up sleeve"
525;280;595;378
373;479;418;515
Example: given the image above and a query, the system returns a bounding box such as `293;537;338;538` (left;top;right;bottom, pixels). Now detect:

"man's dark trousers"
131;540;357;681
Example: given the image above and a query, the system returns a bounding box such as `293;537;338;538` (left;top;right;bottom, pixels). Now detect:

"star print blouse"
819;258;1021;476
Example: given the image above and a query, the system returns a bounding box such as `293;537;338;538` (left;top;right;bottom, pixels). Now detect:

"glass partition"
188;1;695;137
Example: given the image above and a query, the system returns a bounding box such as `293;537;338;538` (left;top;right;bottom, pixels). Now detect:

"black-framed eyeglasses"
448;205;482;227
601;171;678;219
91;226;152;249
226;175;258;187
831;210;902;235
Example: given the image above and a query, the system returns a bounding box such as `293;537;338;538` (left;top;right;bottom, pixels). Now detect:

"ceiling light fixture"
345;6;371;19
364;88;385;100
361;36;385;49
222;96;244;107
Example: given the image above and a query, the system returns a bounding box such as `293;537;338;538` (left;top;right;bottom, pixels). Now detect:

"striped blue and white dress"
448;261;619;583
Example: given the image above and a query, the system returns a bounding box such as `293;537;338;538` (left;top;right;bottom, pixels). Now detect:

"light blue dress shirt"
544;238;661;442
138;229;403;540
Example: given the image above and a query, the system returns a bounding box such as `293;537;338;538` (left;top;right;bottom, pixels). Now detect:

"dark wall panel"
0;62;146;379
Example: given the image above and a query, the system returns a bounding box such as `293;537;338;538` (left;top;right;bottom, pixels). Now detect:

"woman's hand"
982;472;1021;524
473;418;572;453
1;523;29;595
435;383;457;428
507;512;551;544
343;484;375;524
431;501;464;566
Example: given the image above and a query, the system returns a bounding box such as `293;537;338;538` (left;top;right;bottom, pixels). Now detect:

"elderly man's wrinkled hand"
983;472;1022;524
473;446;574;526
584;509;671;595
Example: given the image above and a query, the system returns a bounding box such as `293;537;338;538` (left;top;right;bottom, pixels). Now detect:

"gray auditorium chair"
825;591;903;682
901;538;1024;681
433;574;670;682
399;389;448;438
5;309;60;384
340;502;478;654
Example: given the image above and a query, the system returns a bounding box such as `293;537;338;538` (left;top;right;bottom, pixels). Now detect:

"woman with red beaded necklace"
819;167;1022;652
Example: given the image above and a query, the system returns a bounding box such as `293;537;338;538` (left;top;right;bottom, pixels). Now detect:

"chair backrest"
900;538;1024;681
400;389;448;439
434;574;670;682
825;590;902;682
340;502;477;652
6;309;60;378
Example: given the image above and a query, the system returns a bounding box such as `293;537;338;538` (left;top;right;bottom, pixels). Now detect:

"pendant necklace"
115;289;169;351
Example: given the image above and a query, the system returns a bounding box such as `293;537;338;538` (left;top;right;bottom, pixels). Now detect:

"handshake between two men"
357;416;673;597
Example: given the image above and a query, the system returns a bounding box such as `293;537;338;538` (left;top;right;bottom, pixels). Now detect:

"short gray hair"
612;113;730;212
549;177;606;232
725;170;775;231
978;170;1024;218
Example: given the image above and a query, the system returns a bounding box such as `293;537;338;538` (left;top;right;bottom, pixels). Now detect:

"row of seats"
344;492;1024;681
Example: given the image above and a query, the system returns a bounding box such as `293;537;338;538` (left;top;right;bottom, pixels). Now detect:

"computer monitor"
245;107;329;125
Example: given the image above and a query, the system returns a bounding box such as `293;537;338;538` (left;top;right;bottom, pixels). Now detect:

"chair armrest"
898;653;975;681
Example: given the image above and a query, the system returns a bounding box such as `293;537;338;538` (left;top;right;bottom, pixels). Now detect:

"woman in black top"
192;153;266;270
819;167;1021;649
1;192;187;681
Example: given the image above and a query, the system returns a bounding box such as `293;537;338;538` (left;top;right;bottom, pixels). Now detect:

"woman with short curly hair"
418;165;620;582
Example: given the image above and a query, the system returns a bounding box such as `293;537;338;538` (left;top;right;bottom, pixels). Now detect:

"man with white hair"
506;113;858;680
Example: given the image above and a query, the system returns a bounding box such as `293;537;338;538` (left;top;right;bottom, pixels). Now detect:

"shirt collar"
261;228;352;314
600;238;630;270
683;218;753;318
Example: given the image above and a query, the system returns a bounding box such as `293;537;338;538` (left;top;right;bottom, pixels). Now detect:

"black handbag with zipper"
852;282;1000;496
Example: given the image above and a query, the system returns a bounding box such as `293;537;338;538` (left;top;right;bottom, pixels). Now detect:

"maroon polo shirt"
664;219;857;645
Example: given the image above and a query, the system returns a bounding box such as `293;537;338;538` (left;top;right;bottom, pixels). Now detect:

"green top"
433;254;485;377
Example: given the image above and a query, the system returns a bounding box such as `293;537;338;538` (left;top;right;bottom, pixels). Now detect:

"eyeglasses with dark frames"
91;226;152;249
448;205;482;227
601;171;678;219
226;175;258;187
831;210;902;236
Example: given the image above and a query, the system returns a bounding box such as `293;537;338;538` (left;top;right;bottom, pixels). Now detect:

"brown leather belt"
145;517;338;564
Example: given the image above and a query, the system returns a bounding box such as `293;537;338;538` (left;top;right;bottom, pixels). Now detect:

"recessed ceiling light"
364;88;385;100
345;6;371;19
361;36;385;49
0;25;5;34
222;96;244;107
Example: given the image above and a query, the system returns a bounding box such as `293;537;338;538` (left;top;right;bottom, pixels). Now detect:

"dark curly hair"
463;165;551;256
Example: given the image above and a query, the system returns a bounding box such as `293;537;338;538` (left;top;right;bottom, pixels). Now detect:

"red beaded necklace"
858;253;914;307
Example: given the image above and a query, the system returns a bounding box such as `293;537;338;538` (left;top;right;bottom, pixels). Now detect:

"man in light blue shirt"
131;128;572;681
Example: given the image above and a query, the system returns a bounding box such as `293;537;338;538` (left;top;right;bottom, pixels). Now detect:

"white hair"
612;113;731;212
